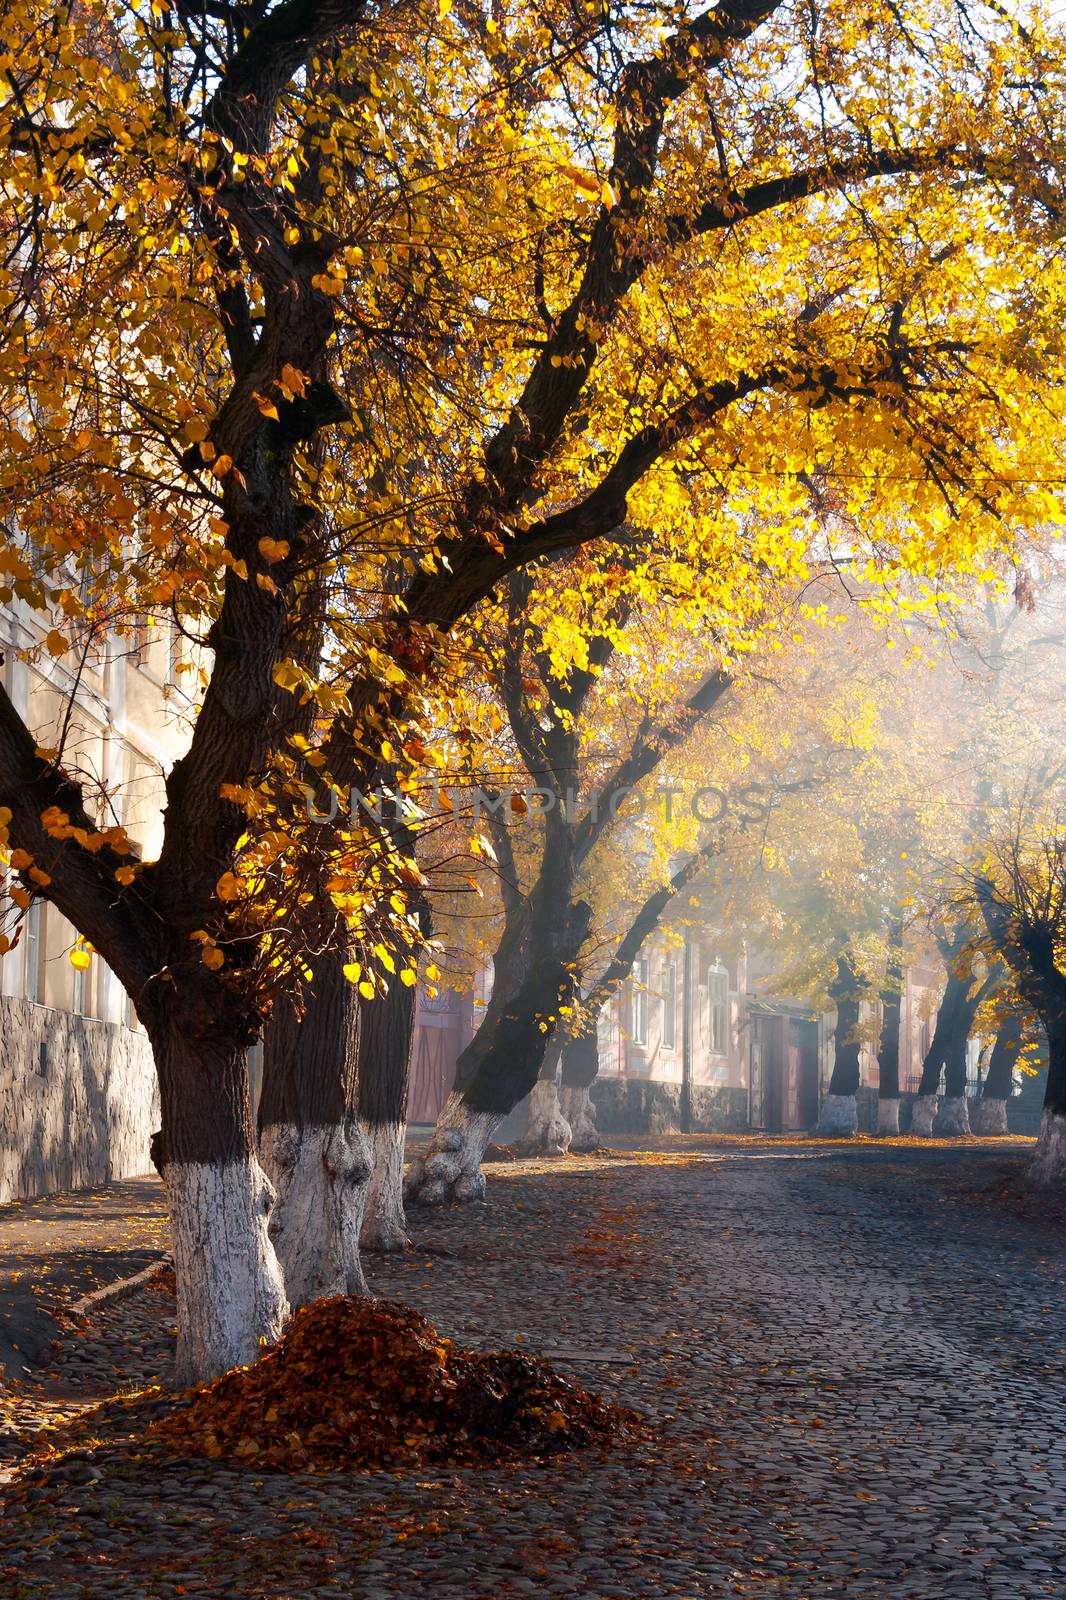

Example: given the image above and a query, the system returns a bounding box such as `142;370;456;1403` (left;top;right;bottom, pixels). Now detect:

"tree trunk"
258;957;369;1306
876;922;903;1136
936;1094;971;1136
976;880;1066;1182
560;1027;601;1151
151;1010;289;1387
936;1027;972;1135
817;957;862;1136
1028;1017;1066;1183
913;968;973;1136
358;975;418;1252
406;898;592;1205
524;1078;573;1155
910;1094;939;1137
973;1014;1021;1135
876;1097;901;1135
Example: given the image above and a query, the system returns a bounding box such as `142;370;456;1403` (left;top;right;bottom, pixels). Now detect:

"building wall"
0;600;196;1197
0;995;158;1202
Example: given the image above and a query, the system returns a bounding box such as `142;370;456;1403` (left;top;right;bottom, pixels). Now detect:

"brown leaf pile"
150;1297;634;1472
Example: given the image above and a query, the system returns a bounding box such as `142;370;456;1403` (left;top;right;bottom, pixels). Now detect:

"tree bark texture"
258;956;369;1305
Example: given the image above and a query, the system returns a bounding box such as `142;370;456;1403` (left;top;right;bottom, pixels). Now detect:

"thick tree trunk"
817;957;862;1136
358;975;418;1251
516;1034;571;1155
362;1121;409;1251
936;1094;971;1136
402;1092;504;1204
910;1093;939;1137
524;1078;573;1155
973;1014;1022;1135
258;956;369;1305
972;1097;1009;1135
913;967;977;1137
876;1098;901;1135
937;1029;972;1136
406;898;592;1205
560;1028;601;1151
151;1010;288;1386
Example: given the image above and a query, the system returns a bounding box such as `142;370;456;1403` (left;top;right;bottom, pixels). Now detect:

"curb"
69;1257;170;1317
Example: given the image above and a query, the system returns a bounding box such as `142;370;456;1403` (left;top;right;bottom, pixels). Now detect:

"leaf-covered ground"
2;1139;1065;1598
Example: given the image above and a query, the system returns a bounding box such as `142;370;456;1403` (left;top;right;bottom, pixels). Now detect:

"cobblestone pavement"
0;1177;167;1379
1;1142;1064;1599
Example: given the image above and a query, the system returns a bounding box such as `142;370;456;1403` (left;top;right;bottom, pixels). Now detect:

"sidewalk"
0;1175;167;1377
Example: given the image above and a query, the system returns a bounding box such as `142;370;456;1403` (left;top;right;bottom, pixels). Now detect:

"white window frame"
72;954;89;1016
708;964;729;1057
662;960;677;1051
23;899;42;1004
631;958;649;1047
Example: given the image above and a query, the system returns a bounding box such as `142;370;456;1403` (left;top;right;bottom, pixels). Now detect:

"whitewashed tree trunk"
816;1092;858;1136
360;1120;409;1252
165;1157;289;1387
259;1120;370;1306
404;1094;501;1205
1027;1109;1066;1184
525;1079;572;1155
561;1084;599;1151
972;1098;1010;1136
910;1094;939;1137
876;1097;901;1136
937;1094;971;1136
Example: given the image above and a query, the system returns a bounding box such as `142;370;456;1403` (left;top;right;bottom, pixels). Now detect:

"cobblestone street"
2;1141;1064;1598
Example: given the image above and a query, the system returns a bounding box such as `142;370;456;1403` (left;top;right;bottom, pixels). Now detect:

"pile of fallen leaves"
150;1297;635;1472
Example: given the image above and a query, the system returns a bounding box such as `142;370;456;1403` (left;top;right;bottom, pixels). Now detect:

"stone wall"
0;996;158;1202
591;1078;749;1136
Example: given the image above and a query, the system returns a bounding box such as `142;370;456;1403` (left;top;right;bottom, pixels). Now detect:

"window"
708;965;729;1056
72;955;89;1017
662;960;677;1051
631;958;649;1047
23;899;42;1004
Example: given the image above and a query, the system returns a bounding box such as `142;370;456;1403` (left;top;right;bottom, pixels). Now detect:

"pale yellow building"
0;601;194;1200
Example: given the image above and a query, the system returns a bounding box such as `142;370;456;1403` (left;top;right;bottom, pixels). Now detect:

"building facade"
0;602;192;1200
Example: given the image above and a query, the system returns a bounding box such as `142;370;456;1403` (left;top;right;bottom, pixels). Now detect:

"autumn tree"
1;0;1065;1375
974;811;1066;1180
404;558;742;1197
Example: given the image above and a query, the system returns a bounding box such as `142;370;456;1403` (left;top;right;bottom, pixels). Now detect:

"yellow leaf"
253;392;280;421
272;660;304;692
69;946;91;971
215;871;241;901
400;968;416;987
439;0;452;14
258;537;289;564
280;363;307;396
183;417;210;443
45;629;67;658
358;980;374;999
342;961;362;983
211;454;233;479
114;865;137;886
201;945;225;970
